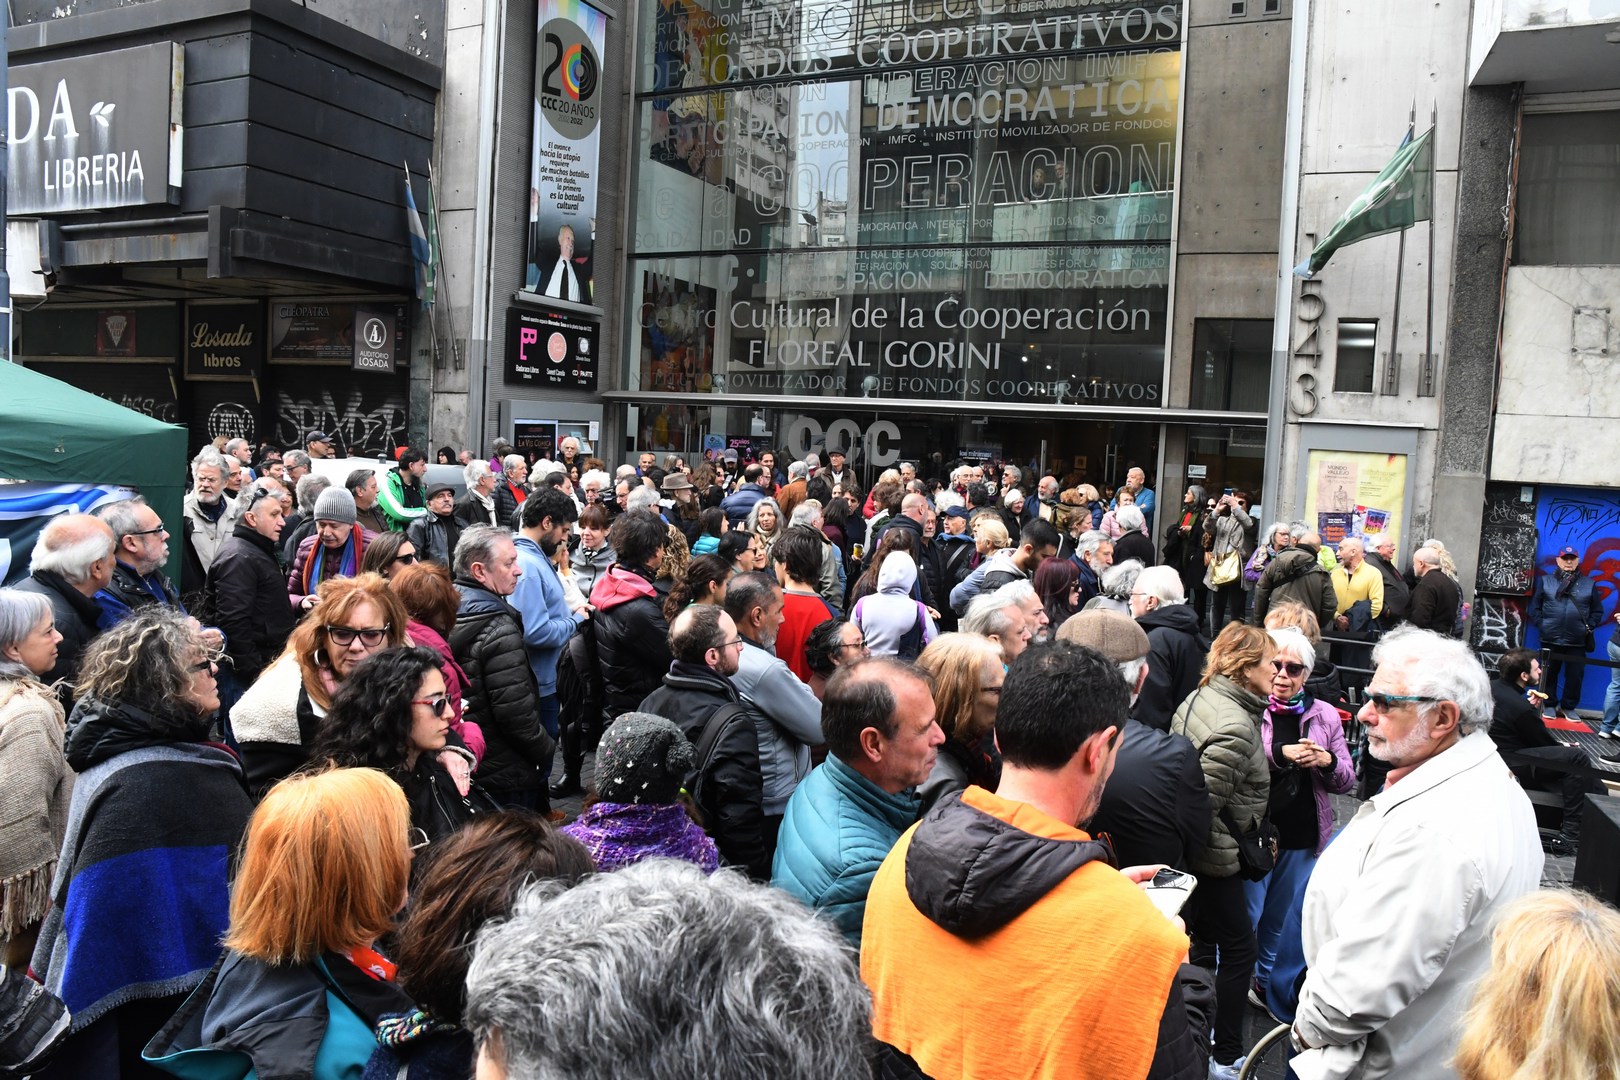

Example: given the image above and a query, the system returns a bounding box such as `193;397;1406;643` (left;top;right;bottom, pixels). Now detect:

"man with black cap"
408;482;463;567
1059;609;1211;871
304;430;335;460
1529;544;1605;717
824;447;851;488
287;487;376;610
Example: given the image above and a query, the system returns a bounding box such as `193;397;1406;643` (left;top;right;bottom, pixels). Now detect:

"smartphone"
1222;487;1235;496
1144;868;1197;918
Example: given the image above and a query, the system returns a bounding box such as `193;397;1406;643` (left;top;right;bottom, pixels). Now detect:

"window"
1514;110;1620;265
1334;320;1378;394
1229;0;1246;15
1263;0;1281;12
1191;319;1272;412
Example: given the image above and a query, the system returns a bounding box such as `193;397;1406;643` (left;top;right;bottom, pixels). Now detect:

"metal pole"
1386;227;1405;395
1422;101;1438;396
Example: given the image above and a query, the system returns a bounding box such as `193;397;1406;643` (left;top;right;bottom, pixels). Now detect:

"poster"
1302;450;1407;553
271;302;356;361
640;275;716;392
648;0;726;185
526;0;607;301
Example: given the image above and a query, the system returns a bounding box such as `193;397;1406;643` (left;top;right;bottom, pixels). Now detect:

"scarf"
562;801;719;874
1267;690;1307;715
300;530;363;595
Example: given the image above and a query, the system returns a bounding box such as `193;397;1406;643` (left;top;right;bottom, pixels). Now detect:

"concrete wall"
1493;266;1620;486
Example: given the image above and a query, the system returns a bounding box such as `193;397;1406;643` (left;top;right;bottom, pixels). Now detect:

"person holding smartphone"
1247;627;1355;1015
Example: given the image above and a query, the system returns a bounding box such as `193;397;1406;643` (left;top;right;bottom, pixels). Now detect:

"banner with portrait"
526;0;609;304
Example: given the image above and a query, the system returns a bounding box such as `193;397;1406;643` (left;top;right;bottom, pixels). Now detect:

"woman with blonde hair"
914;633;1005;813
231;572;410;795
144;768;418;1078
1454;888;1620;1080
946;515;1013;614
1170;620;1275;1076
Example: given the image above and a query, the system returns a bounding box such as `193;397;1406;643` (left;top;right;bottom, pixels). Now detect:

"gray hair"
962;587;1024;639
190;449;227;481
787;460;809;481
580;468;610;491
745;498;783;534
237;482;282;516
453;524;513;580
464;459;494;489
1076;529;1111;561
464;860;871;1080
295;473;332;514
502;454;527;477
223;438;251;457
1118;655;1148;696
624;485;662;513
789;500;823;527
30;513;114;583
1100;558;1145;601
283;450;312;472
1265;520;1292;547
92;497;150;544
1288;520;1309;541
0;589;52;681
1266;626;1316;673
1371;625;1492;735
1134;564;1186;605
1114;505;1146;534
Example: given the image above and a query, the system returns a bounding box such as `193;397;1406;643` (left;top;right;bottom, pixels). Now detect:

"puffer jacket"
771;753;919;947
1528;570;1604;647
1132;604;1210;732
204;524;298;684
448;582;555;794
588;565;672;722
1169;674;1271;880
1253;545;1337;627
721;482;773;528
639;661;768;880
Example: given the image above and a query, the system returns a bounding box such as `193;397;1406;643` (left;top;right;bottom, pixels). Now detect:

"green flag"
1295;126;1433;279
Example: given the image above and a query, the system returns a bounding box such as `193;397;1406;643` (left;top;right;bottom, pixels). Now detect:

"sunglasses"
325;624;390;647
1270;660;1307;677
187;658;218;675
412;694;454;715
408;827;431;852
126;526;168;538
1366;692;1443;712
393;552;419;565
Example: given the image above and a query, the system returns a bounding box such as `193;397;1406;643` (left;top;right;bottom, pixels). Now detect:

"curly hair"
74;606;212;734
311;647;444;771
282;573;409;708
656;523;691;584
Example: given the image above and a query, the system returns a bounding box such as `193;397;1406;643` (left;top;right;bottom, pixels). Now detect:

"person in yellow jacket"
1331;537;1384;632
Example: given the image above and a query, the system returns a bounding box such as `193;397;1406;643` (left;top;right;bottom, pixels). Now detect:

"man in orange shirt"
861;640;1211;1080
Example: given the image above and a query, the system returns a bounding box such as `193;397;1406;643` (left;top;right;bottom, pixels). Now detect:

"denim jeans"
1244;847;1318;994
1602;638;1620;735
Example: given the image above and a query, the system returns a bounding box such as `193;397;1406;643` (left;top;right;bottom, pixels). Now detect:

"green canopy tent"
0;360;188;583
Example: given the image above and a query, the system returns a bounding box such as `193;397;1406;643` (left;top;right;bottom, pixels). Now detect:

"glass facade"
627;0;1183;409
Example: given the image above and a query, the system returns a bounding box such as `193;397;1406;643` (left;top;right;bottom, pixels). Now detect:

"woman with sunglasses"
231;573;410;797
32;607;252;1078
359;531;420;580
311;648;483;848
390;561;485;765
1246;626;1355;1011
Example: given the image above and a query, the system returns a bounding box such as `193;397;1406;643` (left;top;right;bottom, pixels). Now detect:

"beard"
539;536;560;556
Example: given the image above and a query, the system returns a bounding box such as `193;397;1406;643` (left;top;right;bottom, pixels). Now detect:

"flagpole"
1422;100;1437;395
1383;102;1417;396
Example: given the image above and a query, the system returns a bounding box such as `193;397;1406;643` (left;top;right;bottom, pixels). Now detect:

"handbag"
1210;548;1243;587
1219;804;1280;882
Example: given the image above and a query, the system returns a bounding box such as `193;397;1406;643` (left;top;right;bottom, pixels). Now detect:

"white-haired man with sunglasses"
1288;627;1542;1080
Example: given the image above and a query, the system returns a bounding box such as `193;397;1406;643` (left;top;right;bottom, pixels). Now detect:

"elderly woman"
1084;558;1145;616
1245;626;1354;1005
0;590;69;968
231;572;411;795
1244;520;1293;591
1099;486;1139;540
1169;621;1275;1076
1112;505;1154;566
744;497;784;562
1204;489;1255;634
914;633;1005;813
456;460;499;527
374;813;591;1075
33;607;253;1078
143;768;417;1078
563;713;719;873
946;516;1013;615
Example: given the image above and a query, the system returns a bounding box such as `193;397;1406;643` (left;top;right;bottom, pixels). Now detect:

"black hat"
305;430;331;445
594;713;695;805
425;482;455;500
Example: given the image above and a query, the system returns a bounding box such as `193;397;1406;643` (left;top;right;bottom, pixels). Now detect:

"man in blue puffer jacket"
721;464;774;528
772;658;943;946
1528;545;1606;716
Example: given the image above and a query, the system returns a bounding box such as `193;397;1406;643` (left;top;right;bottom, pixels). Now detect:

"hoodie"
1132;603;1210;731
589;565;672;719
853;554;937;659
862;787;1205;1080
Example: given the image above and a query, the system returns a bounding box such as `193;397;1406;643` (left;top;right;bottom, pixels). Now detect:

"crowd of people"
0;434;1611;1080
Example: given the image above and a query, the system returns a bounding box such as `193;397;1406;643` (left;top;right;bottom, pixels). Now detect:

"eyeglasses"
714;638;746;651
1366;692;1443;713
126;526;168;538
393;553;419;565
1270;660;1308;677
325;624;391;647
412;695;454;715
838;638;868;651
408;827;431;852
187;658;218;675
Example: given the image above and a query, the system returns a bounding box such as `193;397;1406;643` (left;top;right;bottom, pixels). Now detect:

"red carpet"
1543;715;1594;732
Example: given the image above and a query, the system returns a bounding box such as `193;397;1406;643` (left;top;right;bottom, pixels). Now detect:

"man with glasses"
203;483;296;686
804;619;870;700
93;497;185;629
1289;627;1542;1080
640;604;768;878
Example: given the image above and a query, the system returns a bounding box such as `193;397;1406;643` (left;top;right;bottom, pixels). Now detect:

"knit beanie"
313;486;358;525
595;713;695;805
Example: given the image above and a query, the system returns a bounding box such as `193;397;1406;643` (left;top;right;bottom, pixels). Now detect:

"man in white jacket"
1289;627;1543;1080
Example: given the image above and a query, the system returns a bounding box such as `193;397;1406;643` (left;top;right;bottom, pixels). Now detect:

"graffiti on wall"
271;384;407;459
1471;595;1527;660
1515;486;1620;710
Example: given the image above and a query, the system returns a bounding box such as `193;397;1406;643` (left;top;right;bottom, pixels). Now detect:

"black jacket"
1364;551;1412;627
1488;675;1558;759
281;516;317;567
1133;604;1210;731
1253;546;1336;627
1114;529;1155;568
407;511;462;568
449;582;556;793
589;564;673;723
1088;720;1211;871
1408;569;1461;635
1162;507;1208;593
901;792;1214;1080
639;661;769;879
14;569;102;689
204;525;298;684
493;480;524;532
